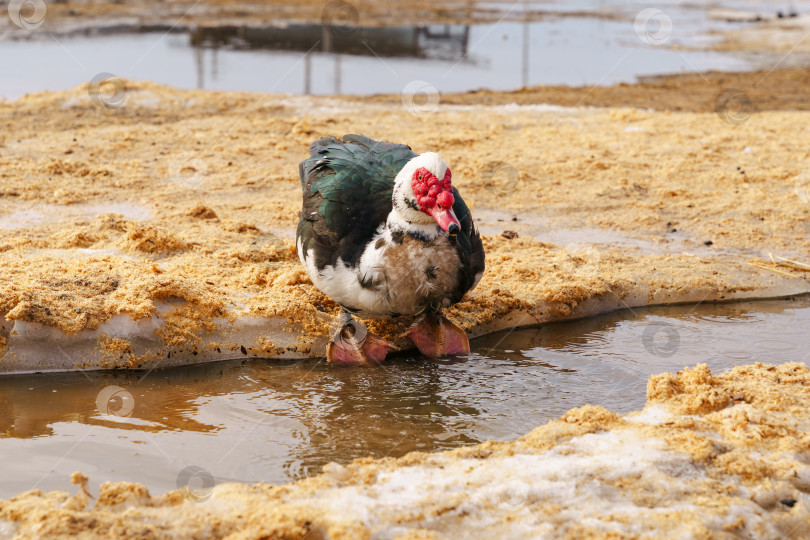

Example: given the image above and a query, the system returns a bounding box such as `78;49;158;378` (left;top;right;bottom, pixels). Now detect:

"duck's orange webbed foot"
326;314;398;366
406;311;470;358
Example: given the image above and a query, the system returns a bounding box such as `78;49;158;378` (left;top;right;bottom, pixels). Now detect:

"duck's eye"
418;173;422;180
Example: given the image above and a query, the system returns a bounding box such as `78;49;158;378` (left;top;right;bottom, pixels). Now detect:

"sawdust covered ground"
421;67;810;114
1;79;809;367
1;78;810;365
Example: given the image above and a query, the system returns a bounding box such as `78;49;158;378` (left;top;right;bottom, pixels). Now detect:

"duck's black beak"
448;223;460;236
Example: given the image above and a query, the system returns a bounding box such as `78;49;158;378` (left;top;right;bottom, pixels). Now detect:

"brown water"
2;295;809;499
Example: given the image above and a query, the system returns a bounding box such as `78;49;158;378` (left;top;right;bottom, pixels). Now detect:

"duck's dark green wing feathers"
298;134;417;269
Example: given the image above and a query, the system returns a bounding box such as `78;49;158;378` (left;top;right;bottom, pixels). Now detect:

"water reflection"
189;25;471;59
0;294;808;497
189;23;474;93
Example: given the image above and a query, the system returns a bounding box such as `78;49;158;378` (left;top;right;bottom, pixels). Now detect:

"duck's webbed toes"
406;312;470;358
326;319;398;366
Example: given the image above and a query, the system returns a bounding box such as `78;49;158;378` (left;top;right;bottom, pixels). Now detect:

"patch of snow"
0;304;318;374
0;201;150;230
295;430;713;538
0;520;17;540
10;313;161;342
62;96;87;109
276;96;586;117
127;90;162;108
627;405;673;425
20;248;134;260
444;102;583;114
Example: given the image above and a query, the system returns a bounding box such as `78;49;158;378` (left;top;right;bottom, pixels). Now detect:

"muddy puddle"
1;294;808;499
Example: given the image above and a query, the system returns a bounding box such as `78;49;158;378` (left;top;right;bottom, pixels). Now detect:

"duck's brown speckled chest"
377;233;461;316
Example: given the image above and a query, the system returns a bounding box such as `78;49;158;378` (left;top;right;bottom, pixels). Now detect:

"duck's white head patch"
393;153;460;235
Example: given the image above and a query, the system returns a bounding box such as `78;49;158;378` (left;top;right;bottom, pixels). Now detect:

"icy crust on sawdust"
1;81;810;371
1;362;809;539
1;232;807;372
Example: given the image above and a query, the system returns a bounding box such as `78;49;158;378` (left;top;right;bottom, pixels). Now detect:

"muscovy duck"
297;134;485;365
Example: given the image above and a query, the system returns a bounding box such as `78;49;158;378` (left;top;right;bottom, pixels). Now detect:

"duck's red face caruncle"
411;167;461;235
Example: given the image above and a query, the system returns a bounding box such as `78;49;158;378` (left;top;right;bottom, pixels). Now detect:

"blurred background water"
3;0;807;100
